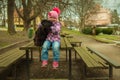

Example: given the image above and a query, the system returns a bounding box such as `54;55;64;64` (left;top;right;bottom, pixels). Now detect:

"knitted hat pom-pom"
52;7;61;15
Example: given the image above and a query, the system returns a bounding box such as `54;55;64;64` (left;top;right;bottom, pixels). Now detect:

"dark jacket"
33;19;53;46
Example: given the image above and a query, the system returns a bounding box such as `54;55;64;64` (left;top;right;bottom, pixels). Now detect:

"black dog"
34;19;53;46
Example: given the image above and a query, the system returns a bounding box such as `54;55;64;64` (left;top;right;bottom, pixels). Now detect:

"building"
85;5;111;26
14;9;23;26
14;8;41;27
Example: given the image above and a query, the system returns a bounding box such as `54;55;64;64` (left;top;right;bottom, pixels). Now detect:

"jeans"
41;40;60;61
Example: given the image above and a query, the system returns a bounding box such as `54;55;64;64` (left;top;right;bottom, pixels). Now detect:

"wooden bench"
0;47;25;79
74;46;112;80
20;37;71;61
0;41;32;79
0;48;25;67
19;37;73;80
67;37;82;60
86;47;120;78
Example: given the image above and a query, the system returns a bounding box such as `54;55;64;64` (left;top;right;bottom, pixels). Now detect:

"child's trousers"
41;40;60;61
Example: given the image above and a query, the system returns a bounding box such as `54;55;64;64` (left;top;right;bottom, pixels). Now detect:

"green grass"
0;27;24;31
90;34;120;43
61;27;82;35
96;34;120;41
62;27;120;43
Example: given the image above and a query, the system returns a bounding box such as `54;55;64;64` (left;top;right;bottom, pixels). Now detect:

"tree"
15;0;42;31
112;9;120;24
15;0;69;31
7;0;16;34
75;0;96;30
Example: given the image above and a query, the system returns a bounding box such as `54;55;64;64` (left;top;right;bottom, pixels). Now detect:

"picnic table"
19;37;73;80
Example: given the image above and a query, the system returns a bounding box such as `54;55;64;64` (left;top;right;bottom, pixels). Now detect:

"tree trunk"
92;26;96;35
79;17;86;33
23;20;31;31
7;0;16;34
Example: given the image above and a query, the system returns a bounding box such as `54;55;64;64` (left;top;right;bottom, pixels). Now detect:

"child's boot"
41;60;48;67
53;61;59;69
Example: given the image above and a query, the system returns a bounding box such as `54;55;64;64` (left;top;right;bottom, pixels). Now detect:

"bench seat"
86;47;120;68
19;37;73;80
74;47;108;68
0;48;25;68
74;47;111;80
0;47;25;79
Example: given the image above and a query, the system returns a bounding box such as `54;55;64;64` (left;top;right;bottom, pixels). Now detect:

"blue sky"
100;0;120;15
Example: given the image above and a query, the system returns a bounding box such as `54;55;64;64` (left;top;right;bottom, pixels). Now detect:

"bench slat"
60;37;66;48
64;37;72;48
82;47;108;68
0;48;25;67
80;47;104;67
19;41;35;50
0;48;23;62
74;47;104;68
87;47;120;68
0;52;25;67
0;48;19;60
74;47;95;67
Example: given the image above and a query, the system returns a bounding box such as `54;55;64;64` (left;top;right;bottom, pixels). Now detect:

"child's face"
48;17;57;22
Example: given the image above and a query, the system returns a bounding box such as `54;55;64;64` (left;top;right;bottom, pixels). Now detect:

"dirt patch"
0;31;29;48
6;50;110;80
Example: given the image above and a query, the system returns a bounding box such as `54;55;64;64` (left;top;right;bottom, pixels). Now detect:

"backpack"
33;20;53;46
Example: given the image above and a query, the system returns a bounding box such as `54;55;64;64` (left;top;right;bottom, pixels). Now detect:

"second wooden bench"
74;46;113;80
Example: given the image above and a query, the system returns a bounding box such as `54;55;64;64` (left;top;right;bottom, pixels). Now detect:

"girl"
41;7;61;69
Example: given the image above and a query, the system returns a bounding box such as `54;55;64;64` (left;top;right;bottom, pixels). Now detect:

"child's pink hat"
52;7;61;15
48;7;61;19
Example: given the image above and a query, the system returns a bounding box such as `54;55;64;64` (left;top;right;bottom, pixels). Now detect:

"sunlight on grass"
96;34;120;41
92;34;120;43
61;27;82;35
15;27;24;31
0;27;24;31
62;27;120;43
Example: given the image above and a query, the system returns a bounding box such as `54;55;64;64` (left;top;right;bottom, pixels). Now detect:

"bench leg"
74;50;77;60
82;63;87;80
13;64;17;80
109;65;113;80
68;49;72;80
39;48;42;61
30;49;33;61
26;50;30;80
65;48;68;61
